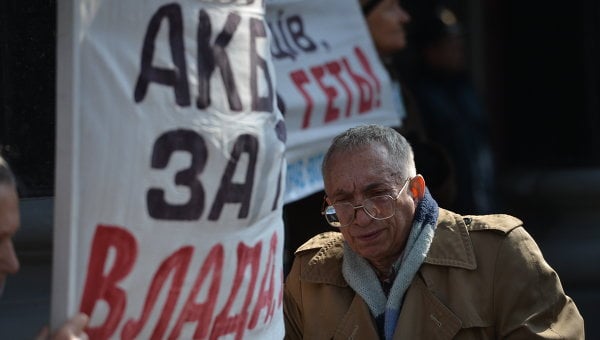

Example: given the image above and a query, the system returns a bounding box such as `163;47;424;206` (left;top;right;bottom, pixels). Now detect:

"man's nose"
0;241;20;275
353;206;372;227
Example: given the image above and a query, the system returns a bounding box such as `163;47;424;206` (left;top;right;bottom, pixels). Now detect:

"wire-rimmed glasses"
322;178;410;228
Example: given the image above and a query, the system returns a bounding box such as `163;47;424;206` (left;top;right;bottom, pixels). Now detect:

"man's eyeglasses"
322;178;411;228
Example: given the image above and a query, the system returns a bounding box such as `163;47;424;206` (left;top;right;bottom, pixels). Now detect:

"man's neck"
370;250;405;283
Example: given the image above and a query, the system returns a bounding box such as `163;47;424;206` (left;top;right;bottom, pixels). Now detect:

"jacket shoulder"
295;231;344;254
292;231;347;286
438;209;523;234
464;213;523;233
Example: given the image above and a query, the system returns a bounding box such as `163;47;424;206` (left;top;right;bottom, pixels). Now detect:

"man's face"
366;0;411;55
0;184;20;296
323;144;417;268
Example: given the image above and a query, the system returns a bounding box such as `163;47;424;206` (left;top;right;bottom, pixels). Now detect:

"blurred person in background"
407;4;496;214
0;156;88;339
361;0;457;209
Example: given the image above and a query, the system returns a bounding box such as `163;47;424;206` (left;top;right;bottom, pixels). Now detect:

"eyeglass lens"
323;178;411;227
324;195;395;227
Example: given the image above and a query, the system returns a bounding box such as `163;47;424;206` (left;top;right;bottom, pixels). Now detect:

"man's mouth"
355;229;384;241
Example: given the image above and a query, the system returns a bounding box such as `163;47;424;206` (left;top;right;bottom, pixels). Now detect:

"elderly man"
0;157;88;339
283;125;584;339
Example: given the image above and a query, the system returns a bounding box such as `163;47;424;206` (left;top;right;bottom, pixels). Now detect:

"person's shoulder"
438;208;523;234
295;231;344;256
465;213;523;234
428;209;528;270
292;231;346;286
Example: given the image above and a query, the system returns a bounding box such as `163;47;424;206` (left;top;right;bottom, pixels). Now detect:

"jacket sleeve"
493;226;584;339
283;256;304;340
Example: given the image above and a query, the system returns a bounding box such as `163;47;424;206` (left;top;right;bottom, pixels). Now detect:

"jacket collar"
424;208;477;270
298;209;477;285
298;231;348;286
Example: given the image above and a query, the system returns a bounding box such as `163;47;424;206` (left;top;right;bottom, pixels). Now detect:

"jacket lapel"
395;275;462;339
333;294;380;340
395;210;474;339
424;209;477;270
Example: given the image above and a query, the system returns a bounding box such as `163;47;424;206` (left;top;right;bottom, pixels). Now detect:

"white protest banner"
266;0;404;203
53;1;285;338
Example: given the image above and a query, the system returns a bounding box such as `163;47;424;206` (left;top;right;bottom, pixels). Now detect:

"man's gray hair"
322;124;416;180
0;156;16;187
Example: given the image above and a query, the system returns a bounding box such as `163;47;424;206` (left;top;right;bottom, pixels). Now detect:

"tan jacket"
284;209;584;339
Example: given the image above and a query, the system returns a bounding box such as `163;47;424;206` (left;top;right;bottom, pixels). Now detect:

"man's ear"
409;174;426;201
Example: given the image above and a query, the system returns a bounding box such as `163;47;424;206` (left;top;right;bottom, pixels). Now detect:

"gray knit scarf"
342;189;438;340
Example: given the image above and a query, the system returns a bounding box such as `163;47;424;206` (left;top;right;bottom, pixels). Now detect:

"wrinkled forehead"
324;143;391;171
323;144;400;197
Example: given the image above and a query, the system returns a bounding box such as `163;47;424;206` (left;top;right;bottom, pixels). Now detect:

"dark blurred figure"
406;5;496;214
363;0;456;211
